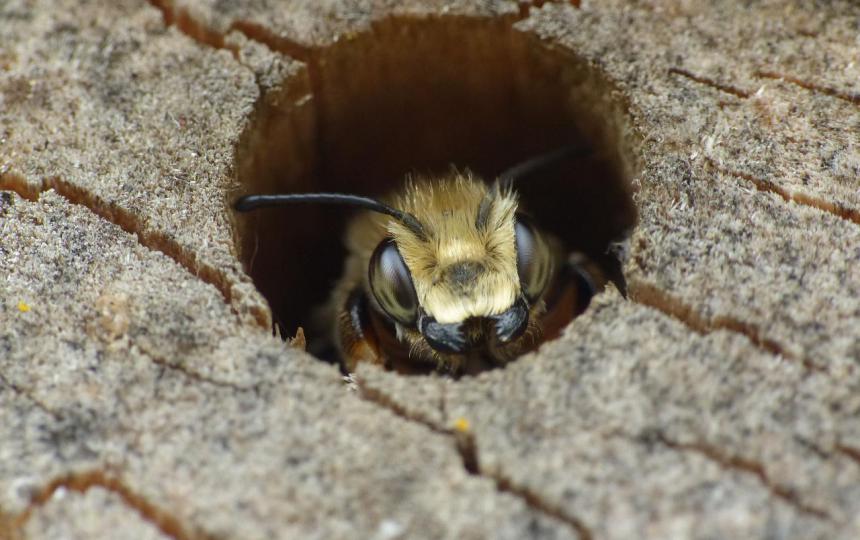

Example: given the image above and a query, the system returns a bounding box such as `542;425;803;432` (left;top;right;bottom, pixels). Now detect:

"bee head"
233;173;557;363
367;175;555;357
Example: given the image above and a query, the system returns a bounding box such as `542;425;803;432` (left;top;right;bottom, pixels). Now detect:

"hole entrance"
233;17;638;372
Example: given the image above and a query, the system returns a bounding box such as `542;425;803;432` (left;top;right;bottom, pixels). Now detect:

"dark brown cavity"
232;17;638;358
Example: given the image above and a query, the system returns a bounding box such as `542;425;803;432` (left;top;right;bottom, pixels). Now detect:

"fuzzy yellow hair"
331;171;543;372
384;173;520;324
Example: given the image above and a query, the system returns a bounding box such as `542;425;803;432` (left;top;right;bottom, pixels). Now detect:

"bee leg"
591;243;628;298
337;288;385;373
567;252;610;311
539;252;609;340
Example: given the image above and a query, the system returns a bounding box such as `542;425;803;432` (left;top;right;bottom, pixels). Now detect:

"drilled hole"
233;18;638;373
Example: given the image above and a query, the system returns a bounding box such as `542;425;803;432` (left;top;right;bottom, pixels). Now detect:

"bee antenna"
498;144;591;187
234;193;426;239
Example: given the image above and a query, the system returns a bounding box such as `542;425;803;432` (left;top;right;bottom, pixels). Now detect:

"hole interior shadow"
232;17;638;367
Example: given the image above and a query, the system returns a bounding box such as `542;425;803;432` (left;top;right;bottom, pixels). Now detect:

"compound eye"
515;216;552;303
369;238;419;326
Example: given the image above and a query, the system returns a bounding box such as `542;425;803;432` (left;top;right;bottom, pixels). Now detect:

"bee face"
364;175;556;363
234;148;608;375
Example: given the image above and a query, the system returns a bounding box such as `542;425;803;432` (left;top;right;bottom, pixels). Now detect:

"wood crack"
0;373;62;420
757;70;860;106
228;20;314;63
148;0;237;55
357;381;453;437
0;173;269;329
146;354;257;392
0;177;261;391
835;443;860;468
489;470;593;540
628;280;826;373
144;1;310;119
8;469;211;540
356;377;593;540
148;0;314;66
668;67;752;98
707;159;860;226
656;433;832;520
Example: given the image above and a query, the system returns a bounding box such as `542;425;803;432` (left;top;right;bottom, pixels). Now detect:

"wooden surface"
1;0;858;538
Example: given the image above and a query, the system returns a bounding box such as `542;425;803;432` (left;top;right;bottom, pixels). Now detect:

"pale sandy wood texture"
1;1;858;538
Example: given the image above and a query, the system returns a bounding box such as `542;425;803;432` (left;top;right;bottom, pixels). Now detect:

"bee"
235;148;615;376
